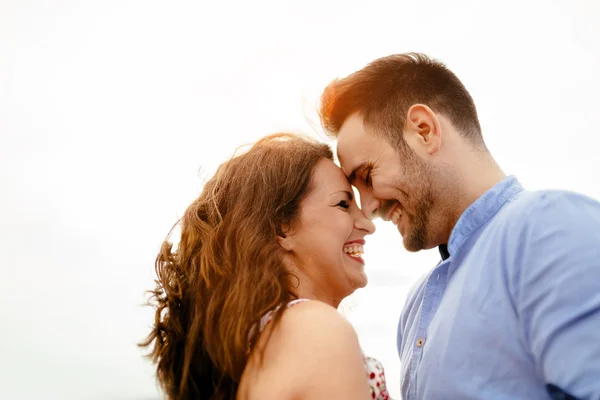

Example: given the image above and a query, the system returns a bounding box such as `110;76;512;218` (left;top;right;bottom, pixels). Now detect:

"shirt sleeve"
516;191;600;399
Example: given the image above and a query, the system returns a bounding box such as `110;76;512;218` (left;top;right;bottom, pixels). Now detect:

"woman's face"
280;158;376;306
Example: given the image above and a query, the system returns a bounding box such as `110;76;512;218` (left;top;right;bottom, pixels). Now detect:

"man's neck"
453;151;506;217
435;151;506;247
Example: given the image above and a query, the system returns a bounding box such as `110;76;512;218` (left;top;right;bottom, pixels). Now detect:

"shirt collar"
444;175;524;259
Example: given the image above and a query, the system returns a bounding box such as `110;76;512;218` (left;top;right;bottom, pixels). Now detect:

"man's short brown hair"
319;52;485;149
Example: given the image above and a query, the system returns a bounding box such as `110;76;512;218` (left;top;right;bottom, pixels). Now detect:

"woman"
140;133;391;399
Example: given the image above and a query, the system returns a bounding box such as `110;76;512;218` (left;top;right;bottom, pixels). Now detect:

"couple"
141;53;600;400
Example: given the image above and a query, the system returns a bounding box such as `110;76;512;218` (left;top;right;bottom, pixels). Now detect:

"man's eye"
337;200;350;209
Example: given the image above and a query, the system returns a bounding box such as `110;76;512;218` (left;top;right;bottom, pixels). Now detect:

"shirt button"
416;338;425;348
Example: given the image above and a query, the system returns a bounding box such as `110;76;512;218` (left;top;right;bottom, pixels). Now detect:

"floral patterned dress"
258;299;392;400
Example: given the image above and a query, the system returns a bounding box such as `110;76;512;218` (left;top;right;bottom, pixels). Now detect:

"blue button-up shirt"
397;176;600;399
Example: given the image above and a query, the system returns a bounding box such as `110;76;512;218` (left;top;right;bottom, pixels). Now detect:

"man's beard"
402;186;435;252
395;149;437;252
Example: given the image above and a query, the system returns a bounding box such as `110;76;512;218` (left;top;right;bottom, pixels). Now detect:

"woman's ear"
277;222;297;252
277;231;297;272
277;232;293;252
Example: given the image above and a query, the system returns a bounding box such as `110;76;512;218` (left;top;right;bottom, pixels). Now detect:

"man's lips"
384;202;402;221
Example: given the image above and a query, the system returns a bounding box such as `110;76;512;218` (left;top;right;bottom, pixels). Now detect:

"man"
319;53;600;399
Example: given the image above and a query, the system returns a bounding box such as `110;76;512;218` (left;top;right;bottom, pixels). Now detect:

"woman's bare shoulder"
239;300;370;400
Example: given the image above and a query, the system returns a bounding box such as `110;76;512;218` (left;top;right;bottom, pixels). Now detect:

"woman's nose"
354;211;376;235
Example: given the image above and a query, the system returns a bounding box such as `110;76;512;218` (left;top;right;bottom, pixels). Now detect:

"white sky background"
1;0;600;399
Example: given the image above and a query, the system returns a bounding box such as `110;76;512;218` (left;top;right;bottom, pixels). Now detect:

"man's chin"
403;241;422;252
401;231;427;252
392;218;422;252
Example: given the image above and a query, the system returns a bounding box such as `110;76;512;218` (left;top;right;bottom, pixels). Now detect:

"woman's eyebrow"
329;190;354;201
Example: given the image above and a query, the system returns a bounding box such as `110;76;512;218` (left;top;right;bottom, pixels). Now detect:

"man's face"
336;114;437;252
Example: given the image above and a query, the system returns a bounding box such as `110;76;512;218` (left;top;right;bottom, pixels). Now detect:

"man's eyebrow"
347;162;367;184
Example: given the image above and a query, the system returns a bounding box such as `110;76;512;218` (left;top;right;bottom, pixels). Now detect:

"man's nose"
359;190;380;220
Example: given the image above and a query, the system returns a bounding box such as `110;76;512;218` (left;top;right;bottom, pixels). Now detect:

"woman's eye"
365;171;372;186
337;200;350;209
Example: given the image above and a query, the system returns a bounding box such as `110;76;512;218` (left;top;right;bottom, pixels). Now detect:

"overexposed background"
1;1;599;399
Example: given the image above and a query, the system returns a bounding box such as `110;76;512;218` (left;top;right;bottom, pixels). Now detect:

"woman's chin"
351;272;369;291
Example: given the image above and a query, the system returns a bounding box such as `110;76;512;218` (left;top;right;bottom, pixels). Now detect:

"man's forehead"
336;140;357;177
336;115;368;176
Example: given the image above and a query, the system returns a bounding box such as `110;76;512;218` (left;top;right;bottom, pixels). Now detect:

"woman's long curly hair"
139;133;333;400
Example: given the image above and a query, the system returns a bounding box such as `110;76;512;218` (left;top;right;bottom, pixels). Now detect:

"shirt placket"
407;261;450;400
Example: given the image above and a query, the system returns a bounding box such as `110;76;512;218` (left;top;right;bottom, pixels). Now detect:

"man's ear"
404;103;442;156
